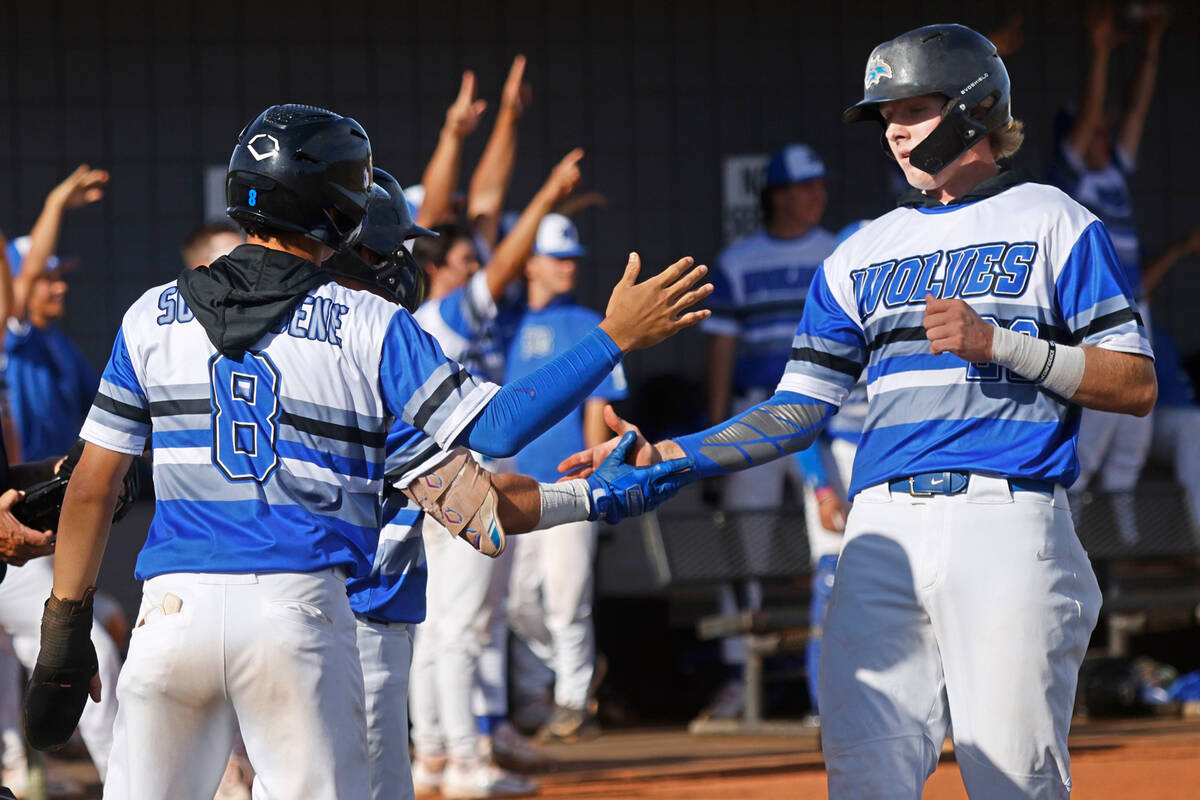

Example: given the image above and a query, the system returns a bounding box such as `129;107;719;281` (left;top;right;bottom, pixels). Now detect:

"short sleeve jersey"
81;280;499;581
4;322;99;461
702;228;838;394
1048;140;1141;295
413;270;509;382
506;300;627;483
777;181;1153;497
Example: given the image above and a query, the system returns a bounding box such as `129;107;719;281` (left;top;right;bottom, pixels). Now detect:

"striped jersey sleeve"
79;326;151;454
1054;220;1152;357
379;308;499;449
775;266;867;406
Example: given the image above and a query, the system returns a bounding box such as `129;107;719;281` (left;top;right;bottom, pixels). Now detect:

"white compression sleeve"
536;479;592;530
991;326;1086;399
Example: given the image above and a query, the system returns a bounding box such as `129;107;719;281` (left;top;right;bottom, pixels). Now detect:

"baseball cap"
534;213;587;258
5;235;62;277
403;183;425;217
764;144;826;189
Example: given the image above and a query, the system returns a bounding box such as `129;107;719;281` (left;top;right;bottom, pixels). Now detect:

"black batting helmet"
227;104;373;249
843;24;1011;175
327;168;437;311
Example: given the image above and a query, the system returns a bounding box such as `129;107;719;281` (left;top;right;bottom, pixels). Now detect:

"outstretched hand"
585;432;693;524
445;71;488;138
598;254;711;353
559;405;667;480
48;165;109;211
543;148;583;204
501;54;532;115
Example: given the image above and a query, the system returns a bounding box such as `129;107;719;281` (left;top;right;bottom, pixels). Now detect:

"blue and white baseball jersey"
1048;141;1141;295
4;321;99;461
703;228;839;394
413;270;514;383
778;180;1153;497
506;300;627;483
81;280;500;581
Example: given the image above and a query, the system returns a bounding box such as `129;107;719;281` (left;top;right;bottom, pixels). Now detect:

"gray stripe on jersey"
403;362;458;422
98;379;148;411
153;463;382;529
781;359;858;391
279;395;389;436
144;383;209;403
151;413;209;433
867;382;1065;426
1065;294;1134;335
85;405;151;439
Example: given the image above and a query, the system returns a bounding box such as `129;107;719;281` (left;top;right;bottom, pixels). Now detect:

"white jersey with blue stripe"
413;270;506;381
777;181;1153;497
81;280;499;581
702;228;838;393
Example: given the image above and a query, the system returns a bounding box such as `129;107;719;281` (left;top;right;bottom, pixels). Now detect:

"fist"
923;294;994;362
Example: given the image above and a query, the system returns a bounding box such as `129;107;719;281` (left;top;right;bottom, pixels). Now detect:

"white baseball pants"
819;476;1101;799
0;558;120;780
410;520;513;761
356;618;415;800
102;569;368;800
1150;404;1200;532
507;519;598;711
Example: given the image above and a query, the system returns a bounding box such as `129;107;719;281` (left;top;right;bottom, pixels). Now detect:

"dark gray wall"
3;0;1199;387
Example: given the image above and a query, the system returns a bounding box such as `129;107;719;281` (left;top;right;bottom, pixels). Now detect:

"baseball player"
505;214;627;743
1053;5;1170;543
328;172;682;800
407;155;586;796
563;25;1156;797
699;143;838;719
24;104;709;800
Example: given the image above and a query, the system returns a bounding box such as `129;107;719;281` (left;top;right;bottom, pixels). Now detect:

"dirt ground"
41;715;1200;799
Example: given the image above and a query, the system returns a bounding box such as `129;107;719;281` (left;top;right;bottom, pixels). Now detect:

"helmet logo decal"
960;72;990;95
247;133;281;162
864;55;893;89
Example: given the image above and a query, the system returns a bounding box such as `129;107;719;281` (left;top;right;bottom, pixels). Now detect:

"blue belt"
887;471;1054;498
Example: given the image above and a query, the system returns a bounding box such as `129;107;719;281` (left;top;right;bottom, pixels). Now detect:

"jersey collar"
896;168;1032;211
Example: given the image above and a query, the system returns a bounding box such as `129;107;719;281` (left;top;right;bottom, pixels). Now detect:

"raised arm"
16;165;109;320
1141;226;1200;299
1067;6;1118;161
468;54;532;249
484;148;582;300
1118;5;1170;162
417;71;487;228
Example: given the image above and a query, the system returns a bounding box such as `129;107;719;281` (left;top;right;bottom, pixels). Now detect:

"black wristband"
1035;340;1057;384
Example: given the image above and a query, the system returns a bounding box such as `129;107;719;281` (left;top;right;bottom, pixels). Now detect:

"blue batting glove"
586;432;694;524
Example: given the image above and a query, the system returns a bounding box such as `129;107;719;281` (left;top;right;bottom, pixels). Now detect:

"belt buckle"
908;475;935;497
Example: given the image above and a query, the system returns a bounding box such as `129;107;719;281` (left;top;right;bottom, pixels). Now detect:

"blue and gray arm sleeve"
674;390;834;479
461;327;623;457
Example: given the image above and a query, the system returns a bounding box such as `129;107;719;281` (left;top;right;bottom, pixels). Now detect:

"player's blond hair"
988;118;1025;161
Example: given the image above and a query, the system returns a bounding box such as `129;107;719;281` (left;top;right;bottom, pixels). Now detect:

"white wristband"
991;326;1085;399
536;479;592;530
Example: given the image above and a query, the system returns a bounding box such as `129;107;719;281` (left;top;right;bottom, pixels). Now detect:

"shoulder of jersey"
316;280;402;327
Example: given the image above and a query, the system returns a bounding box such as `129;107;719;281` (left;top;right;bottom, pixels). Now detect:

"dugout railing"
606;479;1200;735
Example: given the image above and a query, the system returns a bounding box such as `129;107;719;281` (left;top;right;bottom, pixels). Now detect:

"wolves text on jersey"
850;241;1037;319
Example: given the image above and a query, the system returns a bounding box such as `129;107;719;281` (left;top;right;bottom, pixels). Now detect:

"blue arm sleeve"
794;440;828;489
674;390;835;479
461;326;623;457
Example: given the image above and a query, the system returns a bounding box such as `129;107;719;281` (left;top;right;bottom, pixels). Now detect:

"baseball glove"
12;440;141;531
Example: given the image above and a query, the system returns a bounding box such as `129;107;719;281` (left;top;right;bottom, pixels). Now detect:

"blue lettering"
329;304;347;346
851;261;896;319
288;297;314;338
883;257;922;308
995;242;1036;296
940;248;974;298
961;244;1004;297
910;252;943;300
156;287;178;325
307;297;330;341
